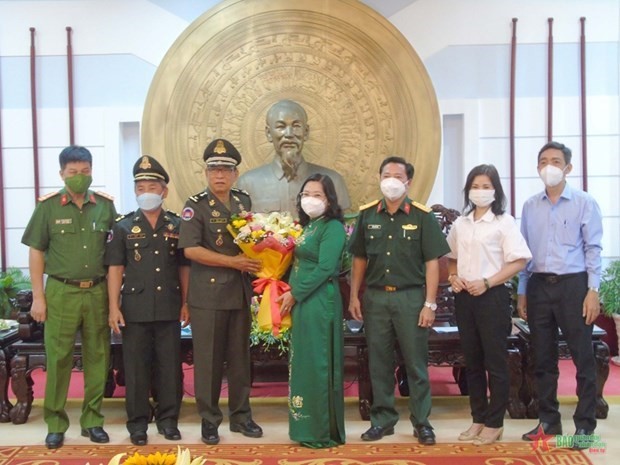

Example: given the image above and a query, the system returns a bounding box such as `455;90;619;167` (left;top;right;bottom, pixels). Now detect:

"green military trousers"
43;278;110;433
363;287;432;429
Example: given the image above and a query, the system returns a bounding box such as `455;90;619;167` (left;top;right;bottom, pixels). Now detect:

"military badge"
181;207;194;221
211;210;221;217
216;234;224;247
402;224;418;230
167;224;174;231
209;198;216;206
134;249;141;262
139;156;152;169
131;226;141;233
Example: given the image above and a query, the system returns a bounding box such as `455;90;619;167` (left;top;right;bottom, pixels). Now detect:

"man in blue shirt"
517;141;603;450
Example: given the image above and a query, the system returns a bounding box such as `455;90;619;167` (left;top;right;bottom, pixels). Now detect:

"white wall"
0;0;618;271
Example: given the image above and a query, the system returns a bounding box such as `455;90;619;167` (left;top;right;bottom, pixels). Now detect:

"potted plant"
0;268;31;319
600;260;620;366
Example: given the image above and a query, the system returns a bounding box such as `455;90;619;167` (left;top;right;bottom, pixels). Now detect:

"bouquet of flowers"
227;211;303;337
88;447;205;465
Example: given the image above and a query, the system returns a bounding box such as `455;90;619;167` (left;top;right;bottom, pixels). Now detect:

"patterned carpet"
0;443;592;465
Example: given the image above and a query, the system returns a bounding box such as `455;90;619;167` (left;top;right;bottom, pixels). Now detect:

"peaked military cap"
133;155;170;184
203;138;241;166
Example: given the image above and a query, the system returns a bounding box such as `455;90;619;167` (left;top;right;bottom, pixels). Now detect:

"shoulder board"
412;201;431;213
166;210;181;217
37;191;61;203
231;187;250;197
189;191;209;203
94;190;115;201
359;199;380;211
115;212;133;223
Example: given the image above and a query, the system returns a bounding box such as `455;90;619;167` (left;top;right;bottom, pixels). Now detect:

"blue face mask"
136;192;163;212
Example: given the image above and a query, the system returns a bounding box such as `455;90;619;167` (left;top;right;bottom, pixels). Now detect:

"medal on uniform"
211;210;221;217
233;195;240;202
216;234;224;247
134;249;141;262
131;226;141;233
167;223;174;231
209;198;216;207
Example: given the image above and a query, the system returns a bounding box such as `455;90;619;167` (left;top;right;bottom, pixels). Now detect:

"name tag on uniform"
55;219;72;225
367;224;381;230
402;224;418;230
210;218;228;224
163;232;179;239
127;233;146;239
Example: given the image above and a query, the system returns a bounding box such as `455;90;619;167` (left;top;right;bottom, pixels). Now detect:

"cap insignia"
214;140;227;154
139;156;151;170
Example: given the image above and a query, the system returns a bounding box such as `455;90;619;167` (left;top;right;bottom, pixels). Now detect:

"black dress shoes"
130;431;147;446
201;420;220;445
158;426;182;441
521;422;562;441
45;432;64;449
81;426;110;443
230;419;263;438
414;425;436;445
572;428;595;450
361;425;395;441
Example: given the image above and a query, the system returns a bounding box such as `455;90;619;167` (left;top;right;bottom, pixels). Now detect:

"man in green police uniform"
22;146;117;449
179;139;263;445
105;155;190;446
348;156;450;445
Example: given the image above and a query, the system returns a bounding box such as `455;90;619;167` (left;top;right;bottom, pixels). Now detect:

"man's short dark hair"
379;156;414;180
538;141;572;165
59;146;93;169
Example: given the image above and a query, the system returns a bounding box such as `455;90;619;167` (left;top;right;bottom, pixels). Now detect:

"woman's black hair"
462;164;506;216
296;173;344;226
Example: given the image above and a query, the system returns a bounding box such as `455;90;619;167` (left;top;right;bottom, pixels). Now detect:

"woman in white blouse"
446;164;532;445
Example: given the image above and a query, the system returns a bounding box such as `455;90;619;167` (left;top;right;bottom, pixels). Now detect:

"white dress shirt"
446;209;532;281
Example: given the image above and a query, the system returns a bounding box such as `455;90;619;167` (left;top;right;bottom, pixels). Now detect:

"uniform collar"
134;209;169;230
59;188;96;206
377;197;411;214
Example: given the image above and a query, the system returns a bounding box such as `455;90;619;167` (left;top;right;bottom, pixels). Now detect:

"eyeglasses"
207;166;235;175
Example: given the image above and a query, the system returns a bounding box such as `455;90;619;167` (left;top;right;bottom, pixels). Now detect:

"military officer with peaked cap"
105;155;190;446
179;138;263;445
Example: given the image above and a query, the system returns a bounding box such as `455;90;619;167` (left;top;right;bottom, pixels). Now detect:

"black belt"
368;285;419;292
531;272;585;284
49;275;106;289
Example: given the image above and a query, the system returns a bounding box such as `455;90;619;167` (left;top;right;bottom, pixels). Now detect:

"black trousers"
455;285;512;428
122;320;182;433
526;272;596;431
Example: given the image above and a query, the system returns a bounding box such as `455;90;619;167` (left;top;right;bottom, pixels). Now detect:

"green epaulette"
359;199;380;210
412;201;431;213
94;190;115;202
37;191;61;203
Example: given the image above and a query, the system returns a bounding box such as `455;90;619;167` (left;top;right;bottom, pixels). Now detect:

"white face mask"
136;192;163;212
380;177;407;201
300;196;326;218
468;189;495;208
539;165;566;187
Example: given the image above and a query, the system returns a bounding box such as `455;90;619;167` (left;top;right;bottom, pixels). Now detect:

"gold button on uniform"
156;286;162;291
210;278;215;283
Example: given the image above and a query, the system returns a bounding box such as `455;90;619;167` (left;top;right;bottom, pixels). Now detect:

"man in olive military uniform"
22;146;117;449
348;156;450;445
179;138;263;445
105;155;190;446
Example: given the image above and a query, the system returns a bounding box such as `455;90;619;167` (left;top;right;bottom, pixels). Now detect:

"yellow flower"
250;229;265;239
232;219;247;228
122;452;176;465
289;228;302;238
